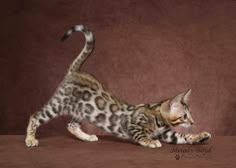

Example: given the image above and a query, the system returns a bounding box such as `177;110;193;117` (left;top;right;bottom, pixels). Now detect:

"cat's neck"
133;102;169;127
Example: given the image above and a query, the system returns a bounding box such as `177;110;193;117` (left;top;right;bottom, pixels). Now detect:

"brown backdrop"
0;0;235;136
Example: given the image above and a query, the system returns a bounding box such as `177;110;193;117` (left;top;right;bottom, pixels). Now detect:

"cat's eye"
183;114;187;119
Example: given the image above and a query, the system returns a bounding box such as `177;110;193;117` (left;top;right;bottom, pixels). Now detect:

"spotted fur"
25;25;211;148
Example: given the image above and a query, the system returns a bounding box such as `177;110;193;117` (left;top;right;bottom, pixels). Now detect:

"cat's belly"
84;109;131;139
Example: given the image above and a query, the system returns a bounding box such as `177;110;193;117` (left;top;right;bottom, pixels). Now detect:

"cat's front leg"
185;132;211;144
128;125;162;148
158;129;211;144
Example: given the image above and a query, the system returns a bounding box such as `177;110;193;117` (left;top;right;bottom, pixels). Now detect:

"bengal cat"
25;25;211;148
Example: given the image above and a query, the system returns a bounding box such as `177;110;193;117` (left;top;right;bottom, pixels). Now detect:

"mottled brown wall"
0;0;235;136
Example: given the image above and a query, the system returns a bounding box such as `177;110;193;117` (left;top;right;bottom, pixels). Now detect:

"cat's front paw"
192;132;211;144
198;132;211;143
25;137;39;147
139;139;162;148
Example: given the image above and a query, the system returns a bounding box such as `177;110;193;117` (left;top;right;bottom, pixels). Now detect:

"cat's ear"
170;92;185;109
182;89;191;104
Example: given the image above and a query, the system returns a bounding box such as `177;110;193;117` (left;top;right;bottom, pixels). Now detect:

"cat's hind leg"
25;109;59;147
25;114;40;147
67;118;98;142
25;97;63;147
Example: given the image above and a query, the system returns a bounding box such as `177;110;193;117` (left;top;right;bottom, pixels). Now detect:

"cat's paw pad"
87;135;98;142
25;137;39;147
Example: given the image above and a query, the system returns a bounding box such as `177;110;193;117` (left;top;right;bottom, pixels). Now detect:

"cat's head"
160;89;194;128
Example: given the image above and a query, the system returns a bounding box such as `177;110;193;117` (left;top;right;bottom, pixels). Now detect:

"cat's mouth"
179;123;191;128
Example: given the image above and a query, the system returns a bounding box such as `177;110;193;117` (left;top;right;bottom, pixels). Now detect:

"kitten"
25;25;211;148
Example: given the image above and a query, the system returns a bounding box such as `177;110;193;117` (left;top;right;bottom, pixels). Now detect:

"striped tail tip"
61;28;75;42
61;34;70;42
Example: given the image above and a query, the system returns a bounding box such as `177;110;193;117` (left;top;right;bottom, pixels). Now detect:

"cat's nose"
190;121;194;125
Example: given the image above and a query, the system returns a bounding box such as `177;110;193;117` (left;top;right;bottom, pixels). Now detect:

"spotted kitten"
25;25;211;148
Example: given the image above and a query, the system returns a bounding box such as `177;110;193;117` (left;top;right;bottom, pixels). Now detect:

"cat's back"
62;71;126;107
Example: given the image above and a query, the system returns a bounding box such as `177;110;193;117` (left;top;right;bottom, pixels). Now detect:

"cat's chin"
180;123;191;128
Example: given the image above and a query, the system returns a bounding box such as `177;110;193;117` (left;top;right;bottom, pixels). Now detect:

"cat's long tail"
61;25;94;74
